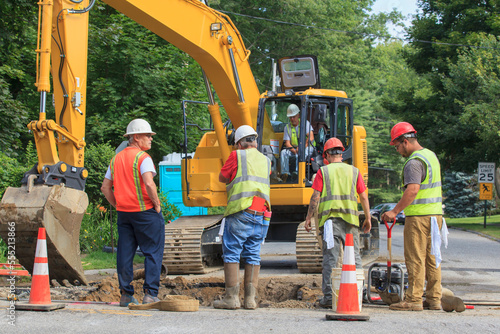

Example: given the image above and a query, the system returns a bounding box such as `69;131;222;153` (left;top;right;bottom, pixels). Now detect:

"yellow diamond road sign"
479;183;493;200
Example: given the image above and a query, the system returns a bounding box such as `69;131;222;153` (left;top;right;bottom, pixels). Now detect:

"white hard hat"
287;104;300;117
123;119;156;137
234;125;258;144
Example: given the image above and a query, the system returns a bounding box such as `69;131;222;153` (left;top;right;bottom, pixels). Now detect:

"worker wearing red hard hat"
304;137;371;308
382;122;444;311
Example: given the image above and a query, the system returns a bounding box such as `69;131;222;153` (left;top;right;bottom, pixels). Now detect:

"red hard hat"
323;137;344;158
390;122;417;145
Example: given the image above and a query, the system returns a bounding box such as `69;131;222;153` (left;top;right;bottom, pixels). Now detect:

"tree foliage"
85;3;208;163
389;0;500;171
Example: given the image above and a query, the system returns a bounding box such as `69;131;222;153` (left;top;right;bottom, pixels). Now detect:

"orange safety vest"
110;147;154;212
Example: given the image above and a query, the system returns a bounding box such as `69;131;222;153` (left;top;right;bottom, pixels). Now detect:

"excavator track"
295;221;323;273
164;215;223;274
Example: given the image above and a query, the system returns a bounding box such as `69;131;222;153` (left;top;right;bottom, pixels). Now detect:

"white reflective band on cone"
35;239;47;258
340;271;356;283
344;245;355;264
33;262;49;276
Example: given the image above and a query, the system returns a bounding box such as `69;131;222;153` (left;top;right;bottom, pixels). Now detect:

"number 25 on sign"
478;162;495;183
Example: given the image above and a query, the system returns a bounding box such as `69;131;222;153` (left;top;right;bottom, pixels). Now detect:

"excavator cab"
257;95;355;187
257;55;356;186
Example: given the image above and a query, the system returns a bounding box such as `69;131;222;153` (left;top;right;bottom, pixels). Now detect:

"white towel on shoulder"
430;217;449;268
218;218;226;239
323;219;335;249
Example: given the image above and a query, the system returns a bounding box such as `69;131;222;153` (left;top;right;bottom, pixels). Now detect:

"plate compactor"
366;219;408;305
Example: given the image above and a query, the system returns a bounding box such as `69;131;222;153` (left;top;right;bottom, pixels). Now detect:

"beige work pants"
404;215;442;304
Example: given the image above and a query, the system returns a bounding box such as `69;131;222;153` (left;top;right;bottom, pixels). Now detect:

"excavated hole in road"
0;274;324;309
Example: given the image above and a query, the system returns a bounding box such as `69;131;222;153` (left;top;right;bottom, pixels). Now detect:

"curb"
447;226;500;243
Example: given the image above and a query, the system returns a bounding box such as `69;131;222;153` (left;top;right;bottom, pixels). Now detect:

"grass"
446;214;500;239
81;250;144;270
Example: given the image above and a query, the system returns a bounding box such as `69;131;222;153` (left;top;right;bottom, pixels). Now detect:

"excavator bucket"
0;184;89;285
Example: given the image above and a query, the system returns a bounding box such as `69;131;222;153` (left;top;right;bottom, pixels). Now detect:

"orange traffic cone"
326;233;369;321
15;228;65;311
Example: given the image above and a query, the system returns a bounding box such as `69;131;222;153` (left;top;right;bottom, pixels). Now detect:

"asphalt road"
2;224;500;333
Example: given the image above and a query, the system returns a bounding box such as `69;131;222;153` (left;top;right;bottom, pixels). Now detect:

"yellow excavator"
0;0;378;283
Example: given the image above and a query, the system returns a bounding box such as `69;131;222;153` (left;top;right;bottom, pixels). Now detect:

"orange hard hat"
323;137;344;158
390;122;417;145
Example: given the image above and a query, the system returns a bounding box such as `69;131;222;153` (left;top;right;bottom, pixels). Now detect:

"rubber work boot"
389;300;423;311
318;297;332;309
441;295;465;313
423;300;441;310
120;293;139;307
244;264;260;309
214;263;240;309
143;293;160;304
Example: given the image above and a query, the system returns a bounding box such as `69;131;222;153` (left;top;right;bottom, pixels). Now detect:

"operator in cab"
101;119;165;307
280;104;315;182
304;137;371;308
215;125;271;310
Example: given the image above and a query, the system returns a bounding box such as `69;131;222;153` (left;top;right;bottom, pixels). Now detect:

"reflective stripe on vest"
403;148;443;216
111;147;153;212
318;163;359;227
224;148;271;217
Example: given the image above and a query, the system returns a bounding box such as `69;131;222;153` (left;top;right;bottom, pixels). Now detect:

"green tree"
85;3;208;163
0;0;38;158
389;0;500;171
209;0;401;93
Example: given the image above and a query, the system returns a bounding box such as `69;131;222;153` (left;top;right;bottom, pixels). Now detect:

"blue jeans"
117;208;165;297
280;146;314;175
222;211;269;265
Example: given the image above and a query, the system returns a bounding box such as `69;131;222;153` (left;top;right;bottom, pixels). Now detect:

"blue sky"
372;0;420;38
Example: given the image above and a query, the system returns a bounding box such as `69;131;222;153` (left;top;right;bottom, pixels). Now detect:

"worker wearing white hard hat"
101;118;164;307
280;104;315;183
233;124;258;144
216;125;271;310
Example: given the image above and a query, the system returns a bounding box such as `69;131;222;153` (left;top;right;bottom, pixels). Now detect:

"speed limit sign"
478;162;495;184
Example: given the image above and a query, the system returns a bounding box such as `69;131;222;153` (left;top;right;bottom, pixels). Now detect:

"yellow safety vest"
403;148;443;216
286;123;315;147
318;163;359;227
224;148;271;217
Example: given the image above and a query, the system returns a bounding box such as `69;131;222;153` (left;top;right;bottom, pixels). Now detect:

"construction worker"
215;125;271;310
101;119;165;307
304;137;371;308
280;104;315;182
382;122;443;311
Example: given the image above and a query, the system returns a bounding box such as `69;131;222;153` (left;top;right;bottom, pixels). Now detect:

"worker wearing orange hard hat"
382;122;444;311
304;137;371;308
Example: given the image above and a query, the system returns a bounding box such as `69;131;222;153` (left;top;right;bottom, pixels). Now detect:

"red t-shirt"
220;151;239;182
312;165;367;195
